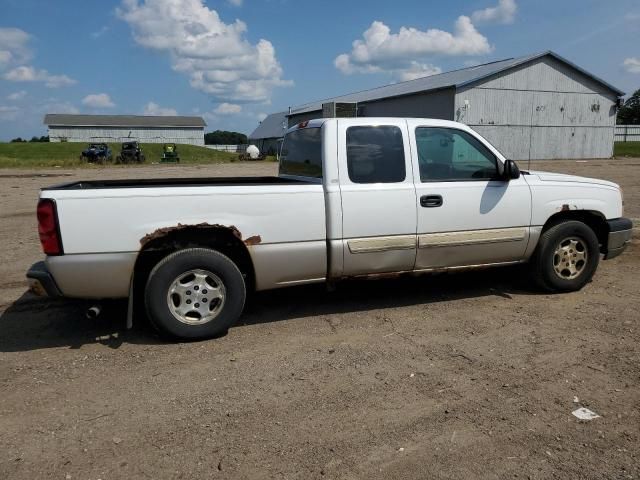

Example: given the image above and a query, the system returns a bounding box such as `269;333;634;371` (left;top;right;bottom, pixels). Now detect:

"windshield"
279;127;322;178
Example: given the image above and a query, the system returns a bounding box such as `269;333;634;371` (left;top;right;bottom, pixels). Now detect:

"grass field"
1;141;637;168
0;142;238;168
614;141;640;157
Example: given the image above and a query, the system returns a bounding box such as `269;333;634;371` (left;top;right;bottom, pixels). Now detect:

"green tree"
617;89;640;125
204;130;248;145
10;137;27;143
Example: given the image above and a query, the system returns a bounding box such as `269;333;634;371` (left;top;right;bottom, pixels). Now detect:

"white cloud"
397;62;442;81
471;0;517;25
7;90;27;101
82;93;115;108
623;57;640;74
0;105;20;120
228;0;242;6
335;17;491;79
42;101;80;115
117;0;292;102
143;101;178;116
91;26;110;39
0;27;32;68
3;65;76;88
0;27;76;91
214;102;242;115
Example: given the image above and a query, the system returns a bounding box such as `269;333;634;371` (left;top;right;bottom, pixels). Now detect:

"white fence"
203;144;248;153
615;125;640;142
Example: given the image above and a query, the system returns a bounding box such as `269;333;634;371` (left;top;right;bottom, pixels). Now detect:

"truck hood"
527;170;619;189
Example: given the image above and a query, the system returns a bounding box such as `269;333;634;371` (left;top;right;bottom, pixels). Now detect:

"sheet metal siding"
290;51;622;116
288;89;455;127
358;89;455;120
469;56;618;97
48;126;205;145
455;58;616;160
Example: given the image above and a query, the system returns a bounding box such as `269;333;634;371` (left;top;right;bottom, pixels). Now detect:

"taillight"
37;199;63;255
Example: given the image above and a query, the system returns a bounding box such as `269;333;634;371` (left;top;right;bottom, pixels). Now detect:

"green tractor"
160;143;180;163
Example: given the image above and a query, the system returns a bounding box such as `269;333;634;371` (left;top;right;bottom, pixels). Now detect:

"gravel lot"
1;159;639;479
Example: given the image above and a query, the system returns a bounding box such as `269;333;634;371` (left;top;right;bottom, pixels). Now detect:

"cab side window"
346;126;406;183
415;127;498;182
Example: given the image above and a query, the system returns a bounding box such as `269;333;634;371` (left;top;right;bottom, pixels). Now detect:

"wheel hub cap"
167;269;226;325
553;237;588;280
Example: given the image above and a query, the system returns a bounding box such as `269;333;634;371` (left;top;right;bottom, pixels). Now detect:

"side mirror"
503;159;520;180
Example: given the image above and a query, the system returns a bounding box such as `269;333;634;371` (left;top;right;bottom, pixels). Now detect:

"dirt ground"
0;159;639;480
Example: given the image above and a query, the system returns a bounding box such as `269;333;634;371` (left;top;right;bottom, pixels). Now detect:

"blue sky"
1;0;639;140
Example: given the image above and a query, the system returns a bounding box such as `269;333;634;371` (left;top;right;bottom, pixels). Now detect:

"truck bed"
42;176;309;190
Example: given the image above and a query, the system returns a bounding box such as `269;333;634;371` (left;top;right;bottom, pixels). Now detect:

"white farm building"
44;114;207;145
268;51;624;161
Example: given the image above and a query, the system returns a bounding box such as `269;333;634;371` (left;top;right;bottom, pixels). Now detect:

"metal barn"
44;114;207;146
286;51;624;161
248;111;287;155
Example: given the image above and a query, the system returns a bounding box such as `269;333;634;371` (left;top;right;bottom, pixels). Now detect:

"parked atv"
116;141;145;164
160;143;180;163
80;143;112;164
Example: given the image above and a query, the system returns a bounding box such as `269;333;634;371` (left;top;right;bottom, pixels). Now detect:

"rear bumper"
26;253;136;299
605;218;633;260
26;261;62;297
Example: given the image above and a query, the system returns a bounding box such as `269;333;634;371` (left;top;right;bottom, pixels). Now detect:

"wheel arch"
132;225;256;312
541;210;609;253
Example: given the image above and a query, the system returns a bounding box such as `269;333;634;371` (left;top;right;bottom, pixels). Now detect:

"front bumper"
26;261;62;297
605;218;633;260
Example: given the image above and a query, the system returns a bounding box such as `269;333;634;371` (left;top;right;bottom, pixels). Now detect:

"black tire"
144;248;246;340
530;220;600;292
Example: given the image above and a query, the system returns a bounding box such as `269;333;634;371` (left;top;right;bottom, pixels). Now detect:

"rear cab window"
279;127;322;179
346;126;406;183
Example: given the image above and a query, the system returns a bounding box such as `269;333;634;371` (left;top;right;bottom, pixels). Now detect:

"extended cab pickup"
28;118;633;340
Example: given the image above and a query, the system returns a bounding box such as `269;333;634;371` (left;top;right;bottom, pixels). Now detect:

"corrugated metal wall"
455;56;618;160
287;89;456;127
48;126;205;145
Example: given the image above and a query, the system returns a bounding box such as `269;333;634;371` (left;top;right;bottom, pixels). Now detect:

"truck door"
337;119;417;275
409;122;532;269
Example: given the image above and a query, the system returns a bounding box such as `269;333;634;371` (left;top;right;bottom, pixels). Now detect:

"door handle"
420;195;443;208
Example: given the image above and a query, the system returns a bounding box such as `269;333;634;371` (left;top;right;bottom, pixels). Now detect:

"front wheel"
144;248;246;340
530;220;600;292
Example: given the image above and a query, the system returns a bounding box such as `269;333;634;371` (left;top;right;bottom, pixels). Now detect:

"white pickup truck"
28;118;632;340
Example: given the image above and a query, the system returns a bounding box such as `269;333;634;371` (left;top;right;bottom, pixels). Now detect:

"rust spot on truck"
559;204;580;212
139;223;261;248
243;235;262;246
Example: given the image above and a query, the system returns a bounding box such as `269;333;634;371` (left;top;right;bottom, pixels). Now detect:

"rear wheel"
144;248;246;340
530;220;600;292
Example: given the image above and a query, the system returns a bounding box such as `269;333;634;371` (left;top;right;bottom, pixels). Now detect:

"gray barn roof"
44;114;207;128
249;111;287;140
291;51;624;115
